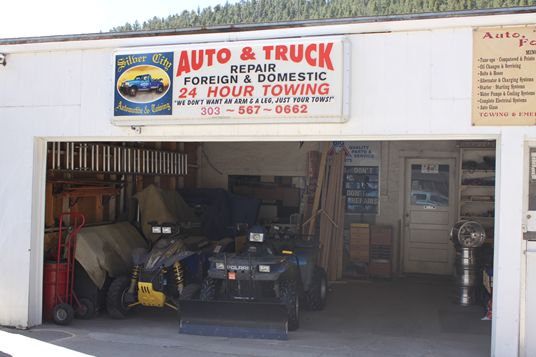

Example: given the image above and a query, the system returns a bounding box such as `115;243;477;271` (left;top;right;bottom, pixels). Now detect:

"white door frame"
397;151;459;275
402;157;457;275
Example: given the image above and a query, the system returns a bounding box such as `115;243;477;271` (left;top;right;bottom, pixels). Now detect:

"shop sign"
472;26;536;125
113;37;350;125
332;141;380;214
421;164;439;174
114;52;174;117
330;141;381;166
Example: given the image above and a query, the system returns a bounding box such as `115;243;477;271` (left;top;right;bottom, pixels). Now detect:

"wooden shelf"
460;216;494;220
458;146;496;249
460;200;495;204
461;185;495;189
462;169;495;173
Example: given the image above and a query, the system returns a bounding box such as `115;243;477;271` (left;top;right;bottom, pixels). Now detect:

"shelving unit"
458;143;496;245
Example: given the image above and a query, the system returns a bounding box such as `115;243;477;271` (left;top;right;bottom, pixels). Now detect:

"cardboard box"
350;223;370;263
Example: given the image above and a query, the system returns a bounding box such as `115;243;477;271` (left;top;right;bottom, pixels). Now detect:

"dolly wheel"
53;303;74;325
75;298;96;320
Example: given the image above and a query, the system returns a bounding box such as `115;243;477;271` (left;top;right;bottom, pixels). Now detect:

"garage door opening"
40;139;494;355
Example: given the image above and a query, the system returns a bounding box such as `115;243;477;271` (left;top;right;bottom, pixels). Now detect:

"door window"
410;164;449;207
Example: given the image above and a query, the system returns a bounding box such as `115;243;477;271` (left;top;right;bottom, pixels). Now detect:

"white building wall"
1;12;535;355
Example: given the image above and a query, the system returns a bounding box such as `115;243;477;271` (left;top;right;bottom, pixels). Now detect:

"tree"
110;0;536;32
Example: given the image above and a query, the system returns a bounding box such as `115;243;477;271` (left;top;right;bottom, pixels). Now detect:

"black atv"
106;222;232;318
179;225;328;339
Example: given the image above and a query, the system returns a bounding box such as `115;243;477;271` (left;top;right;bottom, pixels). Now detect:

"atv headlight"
162;226;172;234
152;226;162;234
215;262;225;270
258;265;270;273
249;232;264;242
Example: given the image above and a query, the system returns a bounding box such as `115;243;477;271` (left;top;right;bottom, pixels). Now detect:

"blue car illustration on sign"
119;74;164;97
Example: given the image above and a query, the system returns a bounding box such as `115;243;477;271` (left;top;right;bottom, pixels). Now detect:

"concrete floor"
2;275;491;357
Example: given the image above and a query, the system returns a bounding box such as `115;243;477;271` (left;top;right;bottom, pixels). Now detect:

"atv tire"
280;277;300;331
199;278;219;301
106;275;132;319
304;266;328;311
180;283;200;300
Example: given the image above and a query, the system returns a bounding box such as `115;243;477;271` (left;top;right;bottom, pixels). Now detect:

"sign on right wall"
472;26;536;125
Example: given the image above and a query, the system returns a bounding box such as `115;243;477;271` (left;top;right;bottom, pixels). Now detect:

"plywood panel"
408;247;449;263
410;210;449;225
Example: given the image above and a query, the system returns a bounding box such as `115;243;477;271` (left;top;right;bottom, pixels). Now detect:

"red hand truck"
44;212;94;325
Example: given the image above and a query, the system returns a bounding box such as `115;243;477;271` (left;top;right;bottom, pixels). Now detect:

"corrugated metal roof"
1;6;535;45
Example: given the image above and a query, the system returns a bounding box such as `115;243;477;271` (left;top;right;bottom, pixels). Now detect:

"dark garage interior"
36;139;495;356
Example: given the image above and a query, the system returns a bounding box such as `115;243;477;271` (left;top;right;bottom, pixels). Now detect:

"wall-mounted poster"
331;142;380;214
344;166;379;214
472;26;536;125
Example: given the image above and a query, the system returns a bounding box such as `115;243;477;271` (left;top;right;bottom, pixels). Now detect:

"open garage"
14;139;496;356
1;7;535;357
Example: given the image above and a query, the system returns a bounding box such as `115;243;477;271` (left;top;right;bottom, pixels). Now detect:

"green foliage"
110;0;536;32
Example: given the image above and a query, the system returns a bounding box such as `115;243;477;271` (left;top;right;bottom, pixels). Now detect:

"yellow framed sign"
472;26;536;126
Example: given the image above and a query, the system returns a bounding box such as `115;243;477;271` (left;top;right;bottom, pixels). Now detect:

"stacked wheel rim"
451;221;486;306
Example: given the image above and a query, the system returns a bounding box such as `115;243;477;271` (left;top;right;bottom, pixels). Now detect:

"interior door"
403;159;456;275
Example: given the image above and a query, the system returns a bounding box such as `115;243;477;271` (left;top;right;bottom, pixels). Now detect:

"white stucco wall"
1;12;535;356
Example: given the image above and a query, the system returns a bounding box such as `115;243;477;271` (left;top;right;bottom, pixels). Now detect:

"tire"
156;85;164;93
75;297;96;319
128;87;137;97
199;278;219;301
52;303;74;325
106;275;132;319
180;283;200;300
280;277;300;331
304;267;328;311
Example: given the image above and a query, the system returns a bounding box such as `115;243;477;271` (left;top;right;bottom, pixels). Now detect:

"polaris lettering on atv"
227;265;250;271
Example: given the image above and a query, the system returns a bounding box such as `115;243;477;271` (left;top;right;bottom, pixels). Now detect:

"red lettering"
207;86;254;98
305;44;316;67
207;86;218;97
217;48;231;64
263;43;334;70
262;45;274;60
319;43;334;70
289;44;303;63
176;48;232;77
275;45;288;61
191;50;203;72
176;50;190;76
205;49;216;66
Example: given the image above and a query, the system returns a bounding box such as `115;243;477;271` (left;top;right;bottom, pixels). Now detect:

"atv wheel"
156;85;164;93
106;275;132;319
75;297;96;319
200;278;219;301
52;303;74;325
280;278;300;331
180;283;200;300
304;267;328;311
128;87;137;97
